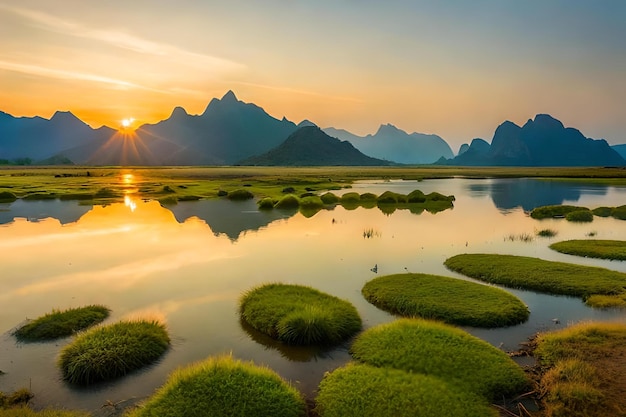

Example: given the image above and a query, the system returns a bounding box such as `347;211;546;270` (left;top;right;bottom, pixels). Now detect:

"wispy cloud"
1;4;245;73
0;59;168;92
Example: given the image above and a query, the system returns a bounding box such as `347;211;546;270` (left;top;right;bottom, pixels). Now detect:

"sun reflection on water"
124;195;137;212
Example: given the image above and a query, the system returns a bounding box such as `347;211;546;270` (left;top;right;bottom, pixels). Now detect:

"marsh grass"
58;319;170;385
257;197;276;209
505;233;534;242
13;305;110;342
444;254;626;303
0;388;33;409
350;319;529;400
225;189;254;200
274;194;300;209
315;363;497;417
550;239;626;261
362;273;529;327
565;209;594;222
239;284;361;346
126;355;305;417
320;192;339;204
530;205;588;219
0;191;17;203
534;322;626;416
362;228;380;239
537;228;558;238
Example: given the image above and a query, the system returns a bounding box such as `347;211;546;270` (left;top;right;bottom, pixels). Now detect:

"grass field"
550;239;626;261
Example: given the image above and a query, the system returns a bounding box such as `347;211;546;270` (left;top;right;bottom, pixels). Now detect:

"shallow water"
1;177;626;413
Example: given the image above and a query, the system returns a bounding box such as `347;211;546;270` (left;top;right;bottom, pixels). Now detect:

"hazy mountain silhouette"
0;199;92;224
324;124;453;164
449;138;491;165
441;114;625;166
0;110;101;162
612;144;626;160
240;126;392;166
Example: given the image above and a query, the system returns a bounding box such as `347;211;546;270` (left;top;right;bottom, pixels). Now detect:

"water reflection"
466;178;609;212
0;199;92;224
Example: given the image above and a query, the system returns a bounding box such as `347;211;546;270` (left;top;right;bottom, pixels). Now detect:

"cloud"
1;5;245;74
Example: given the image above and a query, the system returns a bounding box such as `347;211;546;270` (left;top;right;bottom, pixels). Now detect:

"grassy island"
315;363;496;417
534;322;626;417
350;319;528;400
126;355;305;417
550;239;626;261
445;253;626;307
58;319;170;385
13;305;110;342
362;273;529;327
239;283;362;346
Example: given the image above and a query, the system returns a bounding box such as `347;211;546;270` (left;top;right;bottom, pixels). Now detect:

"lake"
1;177;626;414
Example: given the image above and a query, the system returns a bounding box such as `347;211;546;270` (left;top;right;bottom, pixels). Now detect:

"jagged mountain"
62;91;300;165
240;126;391;166
324;124;453;164
0;110;100;161
442;114;625;166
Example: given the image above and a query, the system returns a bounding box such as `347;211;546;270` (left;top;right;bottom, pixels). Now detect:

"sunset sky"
1;1;624;150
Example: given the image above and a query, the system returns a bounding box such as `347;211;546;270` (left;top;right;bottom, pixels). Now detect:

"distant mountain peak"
50;110;86;126
221;90;238;102
297;119;316;128
170;106;189;118
532;114;564;130
375;123;404;136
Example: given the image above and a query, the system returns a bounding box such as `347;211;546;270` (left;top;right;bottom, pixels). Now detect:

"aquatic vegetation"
13;305;110;342
505;233;534;242
299;195;324;209
225;189;254;200
0;388;33;409
530;204;589;219
0;191;17;202
550;239;626;261
315;363;496;417
58;319;170;385
239;283;361;346
376;191;406;204
592;206;612;217
257;196;275;209
610;205;626;220
126;355;305;417
340;192;361;204
565;209;594;222
444;254;626;306
534;322;626;417
406;189;426;203
536;228;558;237
274;194;300;209
362;228;381;239
320;192;339;204
362;273;529;327
350;319;528;400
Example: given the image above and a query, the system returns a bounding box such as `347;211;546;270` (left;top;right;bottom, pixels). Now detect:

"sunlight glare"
121;118;134;128
124;195;137;212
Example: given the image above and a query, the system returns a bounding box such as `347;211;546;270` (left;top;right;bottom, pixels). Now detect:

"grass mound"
14;305;110;342
226;189;254;200
320;192;339;204
274;194;300;209
239;284;361;346
444;254;626;305
126;355;305;417
535;322;626;417
315;363;496;417
350;319;529;400
530;205;588;219
362;273;528;327
376;191;406;204
58;319;170;385
0;191;17;203
550;239;626;261
565;209;594;222
257;197;276;209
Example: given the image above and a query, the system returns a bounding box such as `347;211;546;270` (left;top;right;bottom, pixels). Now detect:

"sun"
121;118;134;128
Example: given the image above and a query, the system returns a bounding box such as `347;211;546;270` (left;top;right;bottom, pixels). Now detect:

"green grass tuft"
315;363;497;417
0;191;17;203
350;319;529;400
320;192;339;204
362;273;529;327
406;189;426;203
58;319;170;385
550;239;626;261
530;205;589;219
537;228;558;238
274;194;300;209
257;197;276;209
565;209;594;222
226;189;254;200
0;388;33;409
592;206;613;217
445;253;626;303
0;408;89;417
126;355;305;417
13;305;110;342
239;283;361;346
611;205;626;220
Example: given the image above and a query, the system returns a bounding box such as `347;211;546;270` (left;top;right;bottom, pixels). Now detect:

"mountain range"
1;92;624;166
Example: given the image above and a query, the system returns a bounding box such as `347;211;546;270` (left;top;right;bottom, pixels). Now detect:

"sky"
1;0;625;150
